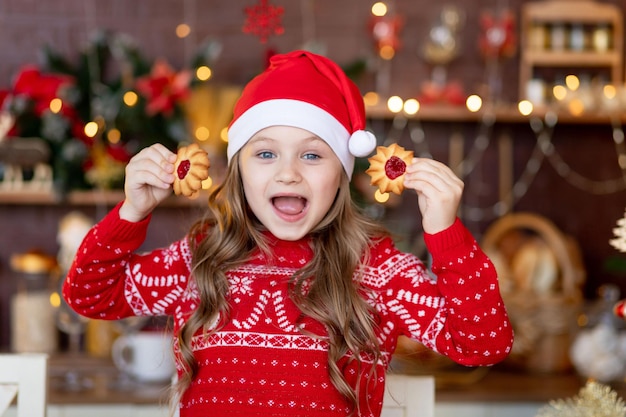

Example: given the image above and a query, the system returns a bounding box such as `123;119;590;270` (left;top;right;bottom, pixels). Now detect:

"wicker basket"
481;212;586;373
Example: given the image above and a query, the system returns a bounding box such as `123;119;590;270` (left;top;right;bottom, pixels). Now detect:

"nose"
274;157;302;184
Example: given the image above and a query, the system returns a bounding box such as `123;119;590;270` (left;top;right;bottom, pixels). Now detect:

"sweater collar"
256;231;314;266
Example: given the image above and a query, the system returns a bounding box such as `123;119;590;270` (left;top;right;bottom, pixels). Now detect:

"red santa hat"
227;50;377;178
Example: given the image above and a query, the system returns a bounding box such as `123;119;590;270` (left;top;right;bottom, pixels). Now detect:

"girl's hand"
119;144;177;222
403;158;464;234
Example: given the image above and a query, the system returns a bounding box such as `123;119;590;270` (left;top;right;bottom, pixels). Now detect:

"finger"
133;167;174;190
149;143;177;162
127;158;175;189
404;169;463;196
406;159;462;190
134;144;176;173
406;158;461;183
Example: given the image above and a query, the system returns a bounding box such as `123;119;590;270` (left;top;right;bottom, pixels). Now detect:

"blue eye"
303;153;320;160
257;151;275;159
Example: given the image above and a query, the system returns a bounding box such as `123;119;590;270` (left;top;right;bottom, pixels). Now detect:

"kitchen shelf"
365;102;626;124
2;102;626;206
519;0;624;101
523;50;621;67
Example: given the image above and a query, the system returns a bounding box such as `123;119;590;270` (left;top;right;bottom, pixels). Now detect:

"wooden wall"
1;0;626;350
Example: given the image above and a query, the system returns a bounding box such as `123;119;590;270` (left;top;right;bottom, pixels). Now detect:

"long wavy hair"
170;154;390;415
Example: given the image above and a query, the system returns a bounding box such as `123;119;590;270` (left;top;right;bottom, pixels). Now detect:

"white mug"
112;331;175;383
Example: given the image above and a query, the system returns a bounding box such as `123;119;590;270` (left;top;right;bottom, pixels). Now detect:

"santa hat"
227;50;377;178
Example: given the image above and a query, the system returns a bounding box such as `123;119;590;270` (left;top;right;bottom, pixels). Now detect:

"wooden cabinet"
519;0;623;102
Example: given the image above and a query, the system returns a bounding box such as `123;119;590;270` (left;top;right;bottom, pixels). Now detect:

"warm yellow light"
176;23;191;38
568;98;585;116
196;66;212;81
50;292;61;308
107;128;121;144
565;74;580;91
387;96;404;113
363;92;380;107
604;84;617;99
518;100;533;116
374;190;390;203
84;121;99;138
49;98;62;114
379;45;395;60
220;127;229;142
466;95;482;112
195;126;210;141
371;2;388;17
201;176;213;190
553;85;568;101
403;99;420;115
123;91;139;107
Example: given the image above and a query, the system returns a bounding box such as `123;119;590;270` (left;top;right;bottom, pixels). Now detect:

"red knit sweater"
63;203;512;417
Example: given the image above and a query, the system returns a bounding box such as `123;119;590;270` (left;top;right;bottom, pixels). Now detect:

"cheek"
314;172;342;202
241;169;271;208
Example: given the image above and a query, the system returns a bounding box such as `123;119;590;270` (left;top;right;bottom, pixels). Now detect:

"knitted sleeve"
62;202;193;320
371;218;513;367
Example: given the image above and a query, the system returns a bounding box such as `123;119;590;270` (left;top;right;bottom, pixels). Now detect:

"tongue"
273;196;305;215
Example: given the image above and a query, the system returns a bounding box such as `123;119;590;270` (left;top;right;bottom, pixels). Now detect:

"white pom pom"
348;130;377;157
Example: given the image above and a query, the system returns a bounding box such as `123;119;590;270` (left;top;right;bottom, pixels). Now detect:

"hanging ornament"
368;14;403;60
478;8;517;103
368;2;404;61
243;0;285;44
418;6;466;106
478;9;517;59
423;5;464;67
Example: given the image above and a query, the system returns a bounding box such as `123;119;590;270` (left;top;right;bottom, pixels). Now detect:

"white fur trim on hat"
349;130;376;157
228;99;357;177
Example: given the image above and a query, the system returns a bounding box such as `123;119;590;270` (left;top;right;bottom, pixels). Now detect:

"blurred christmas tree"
0;30;221;193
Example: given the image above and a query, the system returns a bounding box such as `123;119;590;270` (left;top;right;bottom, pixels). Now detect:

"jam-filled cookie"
365;143;414;195
173;143;210;198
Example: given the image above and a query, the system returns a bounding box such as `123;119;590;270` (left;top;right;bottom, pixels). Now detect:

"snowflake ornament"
243;0;285;44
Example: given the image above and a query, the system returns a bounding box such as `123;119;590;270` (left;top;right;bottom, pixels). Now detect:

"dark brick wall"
1;1;626;350
0;0;542;100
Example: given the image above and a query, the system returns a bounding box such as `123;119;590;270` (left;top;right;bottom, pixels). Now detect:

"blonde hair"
171;155;389;415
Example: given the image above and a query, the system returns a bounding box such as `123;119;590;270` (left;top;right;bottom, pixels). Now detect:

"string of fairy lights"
69;0;625;224
366;84;626;222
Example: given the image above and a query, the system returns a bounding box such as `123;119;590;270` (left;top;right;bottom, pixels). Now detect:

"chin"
267;226;310;241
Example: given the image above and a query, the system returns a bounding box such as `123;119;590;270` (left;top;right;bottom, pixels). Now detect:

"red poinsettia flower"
479;10;517;59
106;143;131;163
135;60;192;117
12;65;76;116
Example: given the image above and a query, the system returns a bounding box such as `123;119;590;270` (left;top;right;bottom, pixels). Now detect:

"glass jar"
550;23;567;51
10;251;59;353
528;23;547;50
592;24;610;52
569;24;585;51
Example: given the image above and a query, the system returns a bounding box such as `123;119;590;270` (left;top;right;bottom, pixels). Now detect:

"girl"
63;50;513;417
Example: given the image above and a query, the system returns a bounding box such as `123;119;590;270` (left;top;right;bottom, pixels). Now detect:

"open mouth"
272;196;308;215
